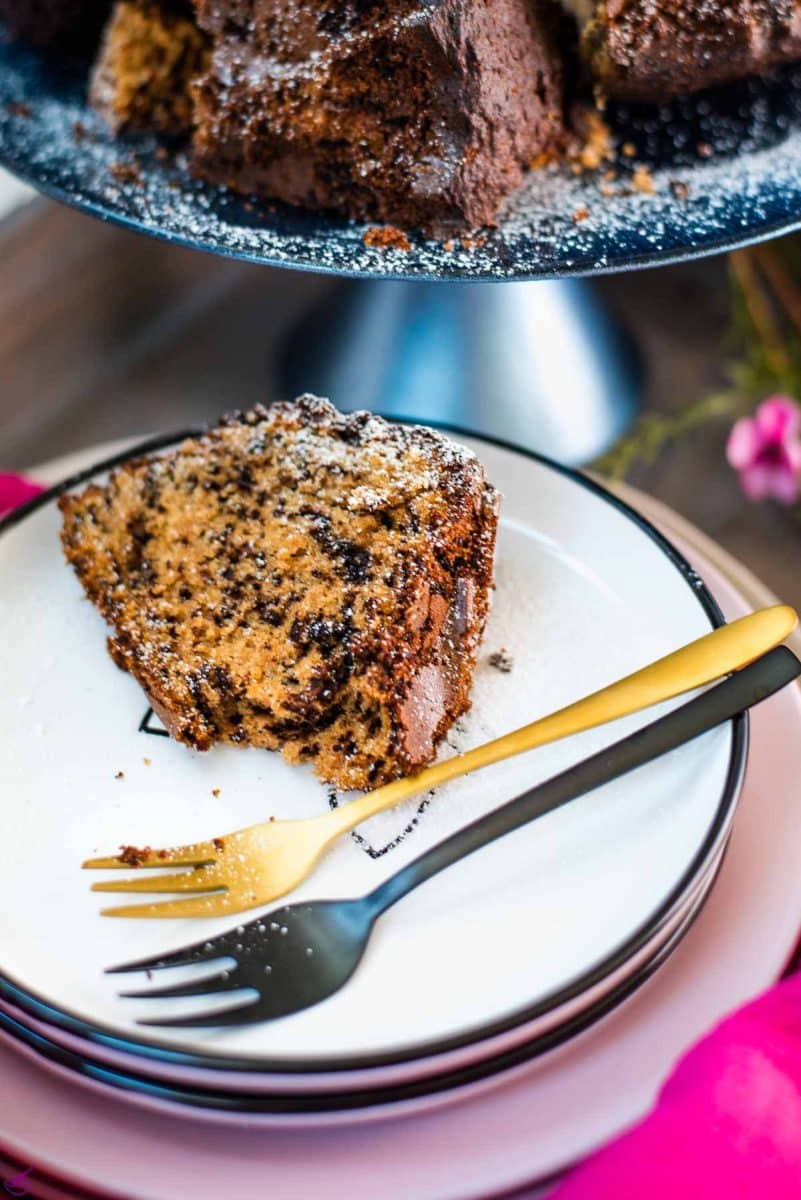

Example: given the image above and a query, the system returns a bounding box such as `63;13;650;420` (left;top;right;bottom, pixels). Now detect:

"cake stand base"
279;278;640;465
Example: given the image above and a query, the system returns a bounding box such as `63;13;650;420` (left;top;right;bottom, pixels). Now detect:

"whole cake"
3;0;801;231
58;397;499;790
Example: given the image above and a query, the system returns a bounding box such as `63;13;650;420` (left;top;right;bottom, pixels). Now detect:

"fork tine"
83;843;219;870
91;868;224;896
106;934;231;974
119;971;247;1001
137;1000;264;1028
100;892;243;920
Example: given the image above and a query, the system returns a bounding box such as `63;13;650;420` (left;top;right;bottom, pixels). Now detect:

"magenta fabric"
553;971;801;1198
0;473;45;515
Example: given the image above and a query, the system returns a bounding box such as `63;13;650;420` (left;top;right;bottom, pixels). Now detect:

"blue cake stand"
2;30;801;461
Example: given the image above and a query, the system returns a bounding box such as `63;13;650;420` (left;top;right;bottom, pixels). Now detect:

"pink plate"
0;549;800;1200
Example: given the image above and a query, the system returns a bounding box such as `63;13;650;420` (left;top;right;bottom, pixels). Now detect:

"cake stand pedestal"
280;277;640;464
2;36;801;464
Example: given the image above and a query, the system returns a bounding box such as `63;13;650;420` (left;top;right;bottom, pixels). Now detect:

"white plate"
0;843;723;1123
0;433;742;1075
0;545;795;1200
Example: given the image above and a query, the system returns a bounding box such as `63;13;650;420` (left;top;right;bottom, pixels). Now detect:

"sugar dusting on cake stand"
1;34;801;460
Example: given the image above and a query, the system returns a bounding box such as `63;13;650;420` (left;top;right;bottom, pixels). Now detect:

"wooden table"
2;200;798;609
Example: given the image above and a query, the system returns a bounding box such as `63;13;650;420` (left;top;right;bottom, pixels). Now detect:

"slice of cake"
90;0;209;135
189;0;565;237
569;0;801;102
59;397;499;790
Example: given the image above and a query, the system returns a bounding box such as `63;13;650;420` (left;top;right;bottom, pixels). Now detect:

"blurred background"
2;167;799;608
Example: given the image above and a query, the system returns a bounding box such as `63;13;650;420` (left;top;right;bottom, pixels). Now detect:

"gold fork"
84;605;797;918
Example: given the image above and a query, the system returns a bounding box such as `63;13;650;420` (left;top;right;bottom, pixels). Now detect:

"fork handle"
325;605;797;840
365;646;800;917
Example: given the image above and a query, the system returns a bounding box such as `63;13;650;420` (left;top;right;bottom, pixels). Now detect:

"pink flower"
726;395;801;505
0;473;45;516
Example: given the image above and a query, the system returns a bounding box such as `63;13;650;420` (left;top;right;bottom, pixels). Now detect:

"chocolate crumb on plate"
489;648;514;673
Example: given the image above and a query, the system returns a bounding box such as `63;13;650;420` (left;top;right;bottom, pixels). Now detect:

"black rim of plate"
0;856;720;1118
2;33;801;281
0;427;749;1079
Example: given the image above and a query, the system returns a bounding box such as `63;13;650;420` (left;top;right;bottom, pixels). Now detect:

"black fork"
109;647;799;1028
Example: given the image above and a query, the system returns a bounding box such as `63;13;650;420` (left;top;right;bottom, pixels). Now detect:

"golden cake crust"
90;0;209;135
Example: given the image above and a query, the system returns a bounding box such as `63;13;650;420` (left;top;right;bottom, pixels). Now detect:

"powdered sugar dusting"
1;36;801;280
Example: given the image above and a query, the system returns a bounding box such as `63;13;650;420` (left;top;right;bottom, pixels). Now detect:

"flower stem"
729;250;791;376
753;244;801;342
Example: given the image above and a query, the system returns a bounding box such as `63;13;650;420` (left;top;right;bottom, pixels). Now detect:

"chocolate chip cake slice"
59;398;499;790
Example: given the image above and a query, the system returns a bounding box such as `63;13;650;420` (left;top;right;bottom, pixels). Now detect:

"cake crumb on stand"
362;226;413;253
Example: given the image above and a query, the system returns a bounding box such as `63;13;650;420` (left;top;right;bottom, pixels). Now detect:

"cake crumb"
143;757;151;766
573;205;590;223
569;108;614;172
529;146;559;170
460;233;487;251
489;648;514;673
363;225;412;252
118;844;150;866
213;836;225;852
6;100;31;118
115;770;125;780
670;179;690;201
212;788;220;797
109;160;141;185
697;141;713;159
631;164;655;194
621;141;636;158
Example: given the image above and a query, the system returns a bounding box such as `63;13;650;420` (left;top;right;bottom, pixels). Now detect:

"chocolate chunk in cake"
90;0;209;135
59;397;499;790
0;0;112;50
571;0;801;102
189;0;565;237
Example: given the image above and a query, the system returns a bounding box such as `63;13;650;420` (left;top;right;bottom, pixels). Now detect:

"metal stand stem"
280;277;640;465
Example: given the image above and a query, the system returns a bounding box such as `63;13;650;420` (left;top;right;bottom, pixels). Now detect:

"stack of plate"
0;434;800;1200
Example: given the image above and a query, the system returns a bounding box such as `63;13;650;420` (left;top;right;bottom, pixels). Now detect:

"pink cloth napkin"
0;472;45;515
552;969;801;1198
